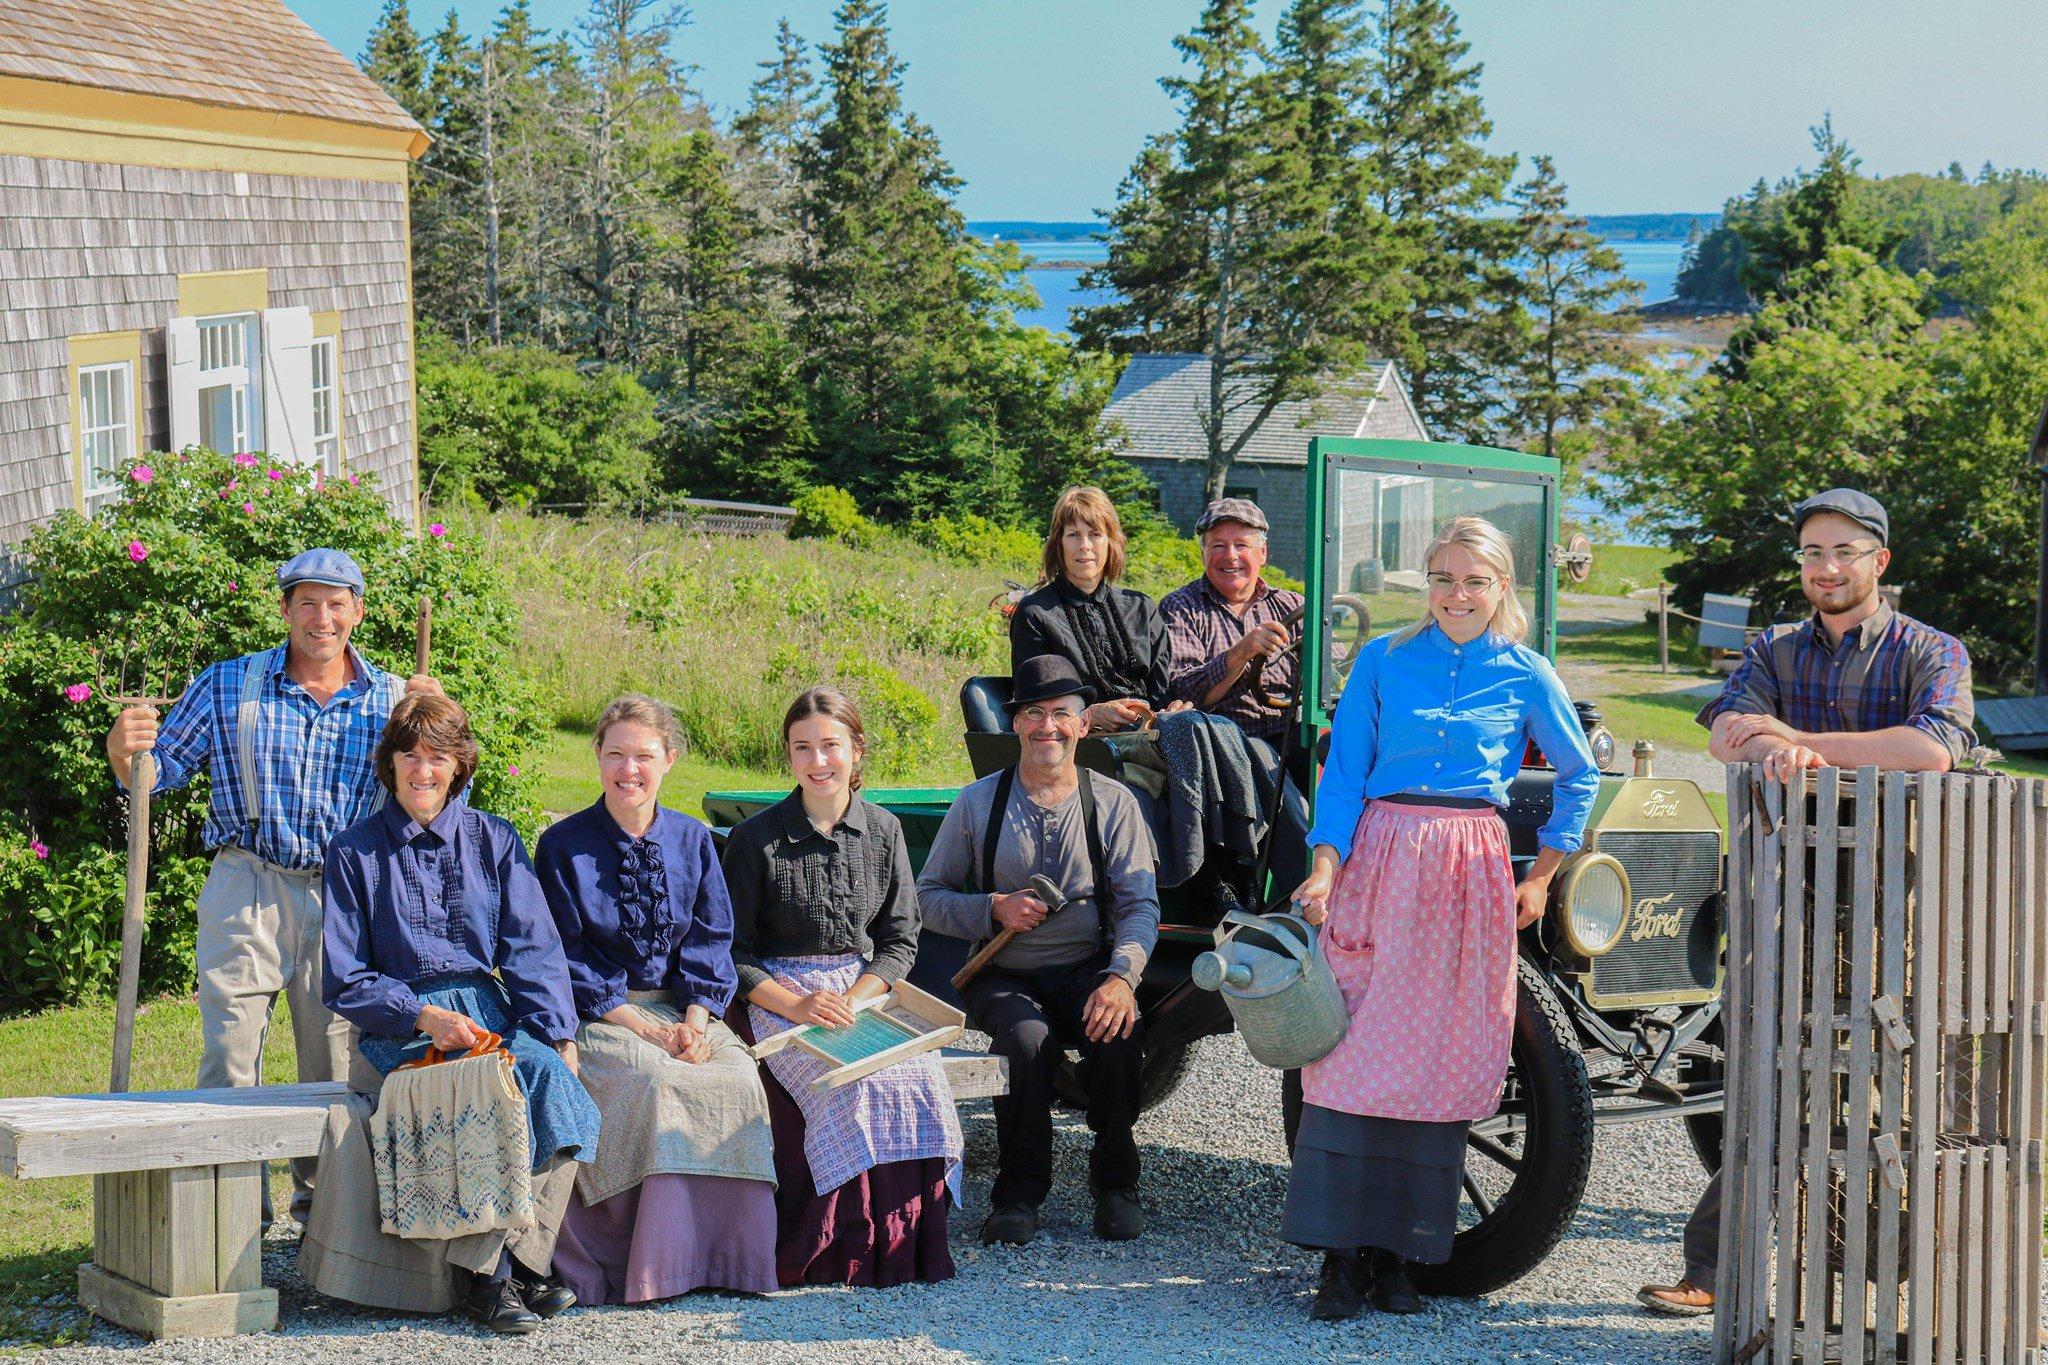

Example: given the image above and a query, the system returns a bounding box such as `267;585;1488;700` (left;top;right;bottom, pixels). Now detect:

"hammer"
952;873;1066;991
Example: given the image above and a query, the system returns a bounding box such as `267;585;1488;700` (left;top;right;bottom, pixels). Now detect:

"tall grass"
461;511;1023;780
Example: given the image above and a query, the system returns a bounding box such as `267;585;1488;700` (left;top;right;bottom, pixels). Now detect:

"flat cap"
277;547;366;596
1194;497;1268;535
1791;488;1888;545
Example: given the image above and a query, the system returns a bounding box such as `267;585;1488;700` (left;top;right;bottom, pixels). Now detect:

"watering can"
1191;906;1349;1070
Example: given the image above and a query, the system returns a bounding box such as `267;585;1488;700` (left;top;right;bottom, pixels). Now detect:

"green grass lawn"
0;998;302;1349
1565;543;1679;598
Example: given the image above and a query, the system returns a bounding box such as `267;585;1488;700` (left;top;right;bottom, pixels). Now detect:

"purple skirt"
552;1173;779;1304
731;1007;956;1287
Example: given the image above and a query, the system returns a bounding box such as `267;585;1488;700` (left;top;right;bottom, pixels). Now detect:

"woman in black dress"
1008;486;1174;734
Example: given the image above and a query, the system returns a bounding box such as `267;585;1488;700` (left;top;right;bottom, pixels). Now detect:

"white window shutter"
260;307;314;464
165;317;200;452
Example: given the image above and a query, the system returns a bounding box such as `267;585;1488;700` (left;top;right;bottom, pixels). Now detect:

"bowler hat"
1005;655;1097;711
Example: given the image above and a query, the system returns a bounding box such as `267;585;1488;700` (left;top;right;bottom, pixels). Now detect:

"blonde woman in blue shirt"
1282;515;1598;1322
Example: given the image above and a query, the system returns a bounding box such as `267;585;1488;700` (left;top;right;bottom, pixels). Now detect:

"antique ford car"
705;435;1726;1294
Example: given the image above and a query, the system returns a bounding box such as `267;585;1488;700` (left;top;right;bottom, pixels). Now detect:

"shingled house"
1099;354;1428;572
0;0;428;556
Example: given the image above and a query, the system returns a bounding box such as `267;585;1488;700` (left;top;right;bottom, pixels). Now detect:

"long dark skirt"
727;1007;955;1287
1280;1104;1468;1265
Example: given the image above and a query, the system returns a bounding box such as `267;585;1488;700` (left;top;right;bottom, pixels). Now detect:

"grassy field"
1566;543;1679;598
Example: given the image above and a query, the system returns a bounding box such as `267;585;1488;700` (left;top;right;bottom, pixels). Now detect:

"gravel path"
42;1032;1716;1364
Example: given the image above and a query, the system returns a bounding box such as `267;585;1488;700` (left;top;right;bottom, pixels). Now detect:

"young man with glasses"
1638;487;1976;1316
916;654;1161;1248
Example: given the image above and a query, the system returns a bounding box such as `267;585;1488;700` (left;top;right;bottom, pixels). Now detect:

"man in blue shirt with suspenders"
104;548;438;1222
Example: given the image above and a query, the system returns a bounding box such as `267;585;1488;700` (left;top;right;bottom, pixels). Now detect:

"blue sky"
295;0;2048;221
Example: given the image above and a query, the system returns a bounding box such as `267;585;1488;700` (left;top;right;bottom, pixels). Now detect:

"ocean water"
987;235;1689;336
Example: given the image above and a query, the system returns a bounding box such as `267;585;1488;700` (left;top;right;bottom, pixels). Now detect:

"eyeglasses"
1425;573;1499;595
1792;545;1882;569
1016;706;1081;727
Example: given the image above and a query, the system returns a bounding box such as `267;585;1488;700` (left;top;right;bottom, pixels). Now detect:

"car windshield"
1320;464;1549;707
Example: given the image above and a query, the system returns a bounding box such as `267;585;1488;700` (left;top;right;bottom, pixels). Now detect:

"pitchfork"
95;636;199;1093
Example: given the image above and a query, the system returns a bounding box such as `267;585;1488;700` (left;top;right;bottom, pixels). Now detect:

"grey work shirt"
916;767;1160;987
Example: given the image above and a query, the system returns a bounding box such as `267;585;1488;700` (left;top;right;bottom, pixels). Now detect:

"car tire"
1411;955;1595;1298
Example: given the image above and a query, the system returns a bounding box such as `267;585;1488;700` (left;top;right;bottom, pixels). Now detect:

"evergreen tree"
1736;117;1900;299
359;0;431;125
789;0;983;517
1362;0;1523;438
1081;0;1400;503
735;19;821;216
1502;155;1643;473
565;0;703;364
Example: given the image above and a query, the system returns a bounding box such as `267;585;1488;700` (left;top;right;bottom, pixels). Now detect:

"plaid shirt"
1695;601;1976;764
148;644;405;870
1160;575;1305;742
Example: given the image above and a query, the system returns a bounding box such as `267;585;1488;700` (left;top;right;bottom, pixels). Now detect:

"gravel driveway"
43;1032;1716;1364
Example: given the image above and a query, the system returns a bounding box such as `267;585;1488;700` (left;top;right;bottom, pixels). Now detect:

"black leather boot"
1310;1251;1364;1320
463;1270;541;1334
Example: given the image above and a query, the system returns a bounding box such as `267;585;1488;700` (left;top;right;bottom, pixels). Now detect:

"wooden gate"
1716;765;2048;1365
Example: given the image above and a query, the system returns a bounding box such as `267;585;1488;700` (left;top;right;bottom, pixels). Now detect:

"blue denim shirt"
1308;624;1599;857
534;801;738;1021
322;800;578;1042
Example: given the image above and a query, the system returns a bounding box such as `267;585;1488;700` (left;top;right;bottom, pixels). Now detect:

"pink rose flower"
227;581;238;592
507;764;520;777
427;523;447;539
225;479;238;491
63;683;91;704
266;469;285;481
29;839;48;861
131;464;154;485
233;452;258;466
346;473;360;486
126;541;147;563
242;502;255;515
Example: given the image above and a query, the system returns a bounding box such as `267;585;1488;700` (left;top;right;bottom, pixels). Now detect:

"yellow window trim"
67;331;145;514
178;269;269;317
311;311;344;464
0;74;424;184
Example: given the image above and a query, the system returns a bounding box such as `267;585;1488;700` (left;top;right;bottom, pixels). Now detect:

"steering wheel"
1327;594;1373;680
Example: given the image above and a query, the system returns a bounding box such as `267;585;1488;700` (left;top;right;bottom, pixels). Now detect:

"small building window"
197;314;255;454
310;336;339;474
78;361;135;515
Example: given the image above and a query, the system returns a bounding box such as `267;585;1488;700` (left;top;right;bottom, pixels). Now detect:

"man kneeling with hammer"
918;655;1161;1247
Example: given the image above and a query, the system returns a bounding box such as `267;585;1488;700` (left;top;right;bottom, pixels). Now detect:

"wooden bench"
0;1049;1006;1340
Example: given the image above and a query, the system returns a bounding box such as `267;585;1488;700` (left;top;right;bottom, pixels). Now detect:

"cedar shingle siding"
0;154;417;544
1100;353;1428;573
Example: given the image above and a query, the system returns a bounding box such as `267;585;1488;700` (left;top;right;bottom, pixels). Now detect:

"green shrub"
832;650;945;778
417;330;662;510
920;513;1040;569
0;450;547;1012
788;486;878;548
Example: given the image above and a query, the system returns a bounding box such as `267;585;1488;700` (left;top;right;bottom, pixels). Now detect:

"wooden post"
78;1163;276;1339
110;746;155;1094
415;595;431;676
1657;583;1670;674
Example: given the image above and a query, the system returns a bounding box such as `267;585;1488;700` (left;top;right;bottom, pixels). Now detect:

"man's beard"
1805;576;1877;617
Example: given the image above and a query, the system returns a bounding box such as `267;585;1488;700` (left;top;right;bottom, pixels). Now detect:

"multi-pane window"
310;336;338;473
197;314;253;454
77;361;133;515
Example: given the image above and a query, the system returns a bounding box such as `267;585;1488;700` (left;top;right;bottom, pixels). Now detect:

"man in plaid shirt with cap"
104;548;440;1223
1639;488;1975;1316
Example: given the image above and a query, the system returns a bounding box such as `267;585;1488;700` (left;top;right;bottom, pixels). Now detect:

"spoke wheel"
1412;956;1596;1297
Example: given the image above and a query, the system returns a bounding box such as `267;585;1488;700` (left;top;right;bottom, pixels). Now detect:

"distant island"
968;214;1721;245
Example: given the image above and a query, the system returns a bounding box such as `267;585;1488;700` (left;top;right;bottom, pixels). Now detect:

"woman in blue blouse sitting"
317;694;602;1335
535;695;778;1306
1281;515;1598;1323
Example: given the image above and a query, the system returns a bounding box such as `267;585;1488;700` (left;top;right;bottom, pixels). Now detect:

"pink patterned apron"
1301;799;1518;1123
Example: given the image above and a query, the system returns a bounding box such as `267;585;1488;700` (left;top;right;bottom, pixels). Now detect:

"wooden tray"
748;979;965;1094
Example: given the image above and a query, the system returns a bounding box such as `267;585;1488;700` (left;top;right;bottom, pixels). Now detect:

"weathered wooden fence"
1716;765;2047;1364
